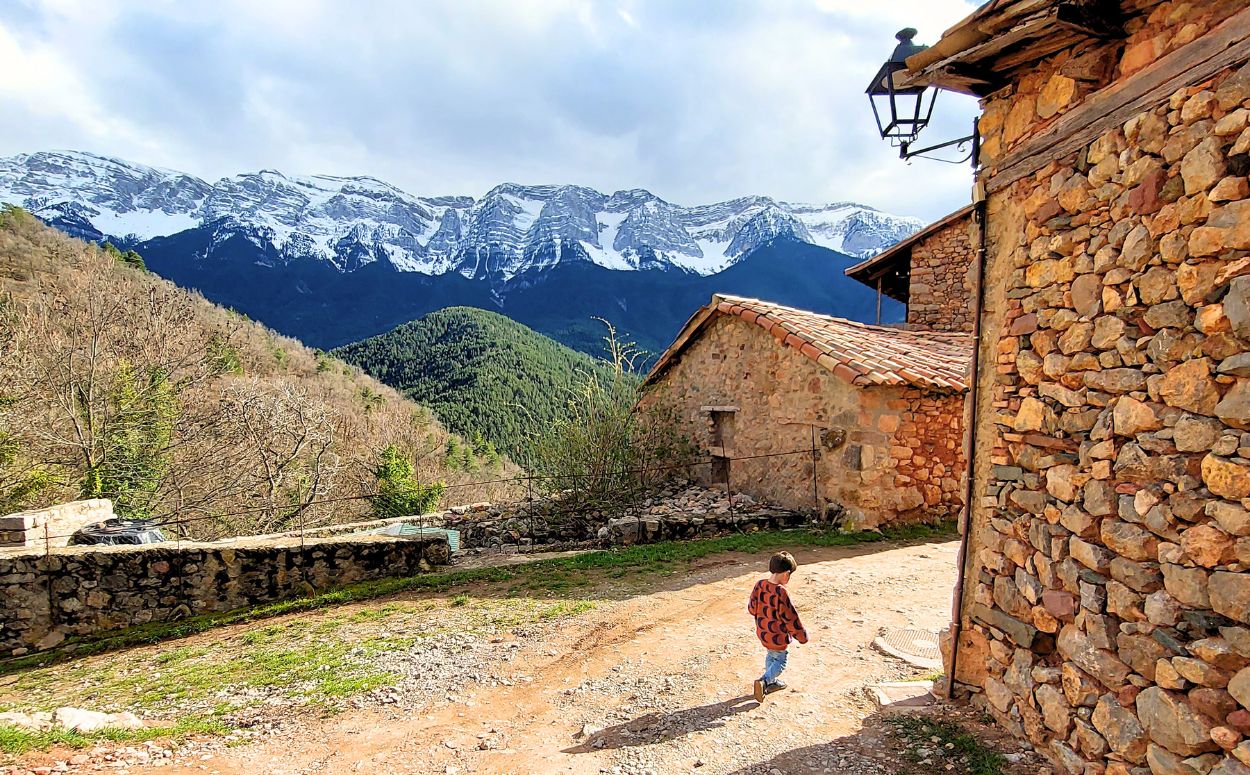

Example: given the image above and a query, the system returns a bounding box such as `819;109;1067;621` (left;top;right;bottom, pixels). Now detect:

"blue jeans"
762;648;788;683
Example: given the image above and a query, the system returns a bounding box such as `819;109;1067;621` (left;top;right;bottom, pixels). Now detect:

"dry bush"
531;321;697;531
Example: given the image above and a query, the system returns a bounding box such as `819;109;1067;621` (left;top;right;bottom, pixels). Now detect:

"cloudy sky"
1;0;982;222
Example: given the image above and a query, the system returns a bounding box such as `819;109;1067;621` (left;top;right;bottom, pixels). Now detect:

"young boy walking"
748;551;807;703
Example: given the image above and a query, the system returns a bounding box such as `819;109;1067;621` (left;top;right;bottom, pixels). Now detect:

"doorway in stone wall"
709;409;735;454
708;408;735;487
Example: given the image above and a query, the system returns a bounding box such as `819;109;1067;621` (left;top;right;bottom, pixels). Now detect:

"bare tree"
2;256;235;516
0;209;519;536
218;378;343;534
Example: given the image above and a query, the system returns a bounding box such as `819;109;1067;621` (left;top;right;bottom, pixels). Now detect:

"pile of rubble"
601;483;815;544
0;744;177;775
448;482;813;553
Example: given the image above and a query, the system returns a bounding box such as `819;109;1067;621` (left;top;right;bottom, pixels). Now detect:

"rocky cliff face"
0;150;923;284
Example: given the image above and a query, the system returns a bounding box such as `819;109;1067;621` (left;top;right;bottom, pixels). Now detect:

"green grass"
537;600;596;619
0;522;953;676
0;595;607;756
0;716;228;755
885;716;1006;775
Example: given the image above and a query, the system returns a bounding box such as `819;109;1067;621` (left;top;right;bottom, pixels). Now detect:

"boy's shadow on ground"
562;695;758;753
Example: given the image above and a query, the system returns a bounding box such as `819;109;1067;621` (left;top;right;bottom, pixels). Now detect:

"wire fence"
13;445;831;641
24;446;826;546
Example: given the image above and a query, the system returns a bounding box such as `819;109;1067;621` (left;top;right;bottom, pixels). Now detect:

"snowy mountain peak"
0;150;924;282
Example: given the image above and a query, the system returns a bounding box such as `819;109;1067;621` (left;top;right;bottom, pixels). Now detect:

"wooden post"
810;425;820;511
526;476;534;549
876;276;883;325
44;522;56;628
297;480;307;591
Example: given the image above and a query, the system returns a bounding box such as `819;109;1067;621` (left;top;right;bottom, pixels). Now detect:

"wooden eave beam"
901;10;1069;95
985;4;1250;193
856;256;909;280
1054;0;1124;39
992;29;1090;71
901;1;1124;95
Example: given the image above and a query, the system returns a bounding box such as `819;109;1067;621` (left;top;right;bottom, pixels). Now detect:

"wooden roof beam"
1054;0;1124;39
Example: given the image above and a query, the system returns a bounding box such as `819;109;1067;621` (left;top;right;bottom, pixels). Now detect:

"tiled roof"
644;294;973;392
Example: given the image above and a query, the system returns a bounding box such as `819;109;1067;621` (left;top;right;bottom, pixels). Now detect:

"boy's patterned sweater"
748;579;807;650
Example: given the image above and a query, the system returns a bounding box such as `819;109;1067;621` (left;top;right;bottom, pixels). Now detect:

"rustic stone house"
845;204;976;332
884;1;1250;772
641;293;971;527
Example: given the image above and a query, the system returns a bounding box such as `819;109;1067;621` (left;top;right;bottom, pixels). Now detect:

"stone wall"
893;392;966;513
0;533;449;657
258;484;811;553
0;499;113;549
977;2;1248;170
908;216;976;333
953;4;1250;772
644;314;964;527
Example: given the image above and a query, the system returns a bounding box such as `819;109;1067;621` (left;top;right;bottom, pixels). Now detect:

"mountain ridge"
0;149;923;284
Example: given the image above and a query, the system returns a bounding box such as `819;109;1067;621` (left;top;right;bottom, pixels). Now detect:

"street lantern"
865;28;935;149
866;28;975;161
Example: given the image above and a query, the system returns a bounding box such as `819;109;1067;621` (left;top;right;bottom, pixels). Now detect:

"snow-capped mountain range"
0;151;922;283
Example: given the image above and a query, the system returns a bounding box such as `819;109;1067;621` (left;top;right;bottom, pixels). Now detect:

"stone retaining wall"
0;533;449;657
260;484;814;552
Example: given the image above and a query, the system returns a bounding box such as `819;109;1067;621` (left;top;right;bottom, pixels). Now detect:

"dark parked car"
68;518;168;546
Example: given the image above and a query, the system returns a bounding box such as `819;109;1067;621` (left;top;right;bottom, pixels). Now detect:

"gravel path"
10;538;1049;775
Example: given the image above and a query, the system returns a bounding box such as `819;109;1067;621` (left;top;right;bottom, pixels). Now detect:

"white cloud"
0;0;981;221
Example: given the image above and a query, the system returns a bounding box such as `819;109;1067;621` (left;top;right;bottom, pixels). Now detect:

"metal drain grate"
872;627;943;670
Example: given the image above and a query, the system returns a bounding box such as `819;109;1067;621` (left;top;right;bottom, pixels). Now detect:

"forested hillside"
333;308;633;466
0;207;517;538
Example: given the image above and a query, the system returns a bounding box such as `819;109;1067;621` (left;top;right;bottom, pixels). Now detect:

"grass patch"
1;619;422;721
2;522;954;676
0;716;228;755
538;600;596;619
885;716;1006;775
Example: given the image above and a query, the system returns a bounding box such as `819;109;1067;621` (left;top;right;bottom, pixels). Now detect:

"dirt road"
117;538;1005;775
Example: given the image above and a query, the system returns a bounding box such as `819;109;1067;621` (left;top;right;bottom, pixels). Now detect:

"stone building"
885;1;1250;772
641;293;971;527
845;204;976;332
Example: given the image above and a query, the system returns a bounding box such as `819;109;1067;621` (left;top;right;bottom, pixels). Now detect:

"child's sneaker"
753;679;766;703
765;678;787;693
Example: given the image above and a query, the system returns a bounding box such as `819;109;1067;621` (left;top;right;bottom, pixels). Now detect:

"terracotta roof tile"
645;293;973;392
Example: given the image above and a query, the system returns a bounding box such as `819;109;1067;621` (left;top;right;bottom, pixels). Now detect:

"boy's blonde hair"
768;551;797;574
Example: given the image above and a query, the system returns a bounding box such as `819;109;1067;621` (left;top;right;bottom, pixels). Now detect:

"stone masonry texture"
0;499;113;549
908;216;977;334
645;314;964;528
0;533;450;657
951;2;1250;773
